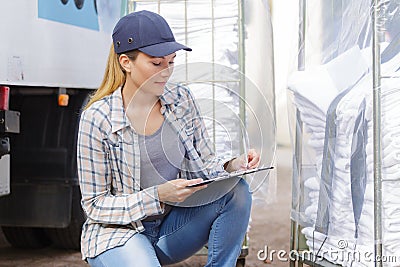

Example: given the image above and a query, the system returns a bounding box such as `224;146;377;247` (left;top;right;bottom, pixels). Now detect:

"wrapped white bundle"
289;44;400;266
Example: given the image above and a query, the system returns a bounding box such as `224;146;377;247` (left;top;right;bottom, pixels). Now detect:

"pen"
242;128;248;169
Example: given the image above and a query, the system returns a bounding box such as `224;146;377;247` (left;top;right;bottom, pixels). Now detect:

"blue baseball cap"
112;10;192;57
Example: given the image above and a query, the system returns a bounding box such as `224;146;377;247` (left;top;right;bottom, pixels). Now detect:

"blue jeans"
87;179;252;267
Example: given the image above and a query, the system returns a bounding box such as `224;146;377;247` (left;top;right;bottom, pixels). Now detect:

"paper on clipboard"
186;165;274;188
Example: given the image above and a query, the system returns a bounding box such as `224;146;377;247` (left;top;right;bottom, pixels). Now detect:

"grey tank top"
138;120;185;189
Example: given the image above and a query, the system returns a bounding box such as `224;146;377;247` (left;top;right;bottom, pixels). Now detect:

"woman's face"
126;51;175;96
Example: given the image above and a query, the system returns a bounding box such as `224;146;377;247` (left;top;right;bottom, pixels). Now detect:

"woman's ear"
119;54;132;73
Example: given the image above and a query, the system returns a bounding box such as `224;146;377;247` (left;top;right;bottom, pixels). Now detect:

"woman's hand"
245;149;261;169
157;179;207;203
225;149;261;172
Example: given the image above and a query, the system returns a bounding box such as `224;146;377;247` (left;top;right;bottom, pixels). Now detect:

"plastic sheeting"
288;1;400;266
131;1;276;203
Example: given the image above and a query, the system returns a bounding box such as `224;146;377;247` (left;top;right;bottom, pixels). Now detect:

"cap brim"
138;41;192;57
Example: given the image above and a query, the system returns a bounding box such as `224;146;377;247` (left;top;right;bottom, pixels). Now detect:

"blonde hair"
85;45;138;109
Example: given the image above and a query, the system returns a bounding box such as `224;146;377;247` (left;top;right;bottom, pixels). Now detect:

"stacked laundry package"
288;1;400;266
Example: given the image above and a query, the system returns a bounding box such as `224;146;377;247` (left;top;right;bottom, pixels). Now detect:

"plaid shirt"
77;85;227;259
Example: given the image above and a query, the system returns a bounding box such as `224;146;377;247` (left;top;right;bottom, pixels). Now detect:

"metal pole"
297;0;306;72
211;0;216;150
372;0;383;266
290;1;306;267
238;0;246;154
184;0;189;81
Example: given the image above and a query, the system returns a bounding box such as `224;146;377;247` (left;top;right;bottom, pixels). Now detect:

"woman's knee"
88;234;160;267
228;179;252;213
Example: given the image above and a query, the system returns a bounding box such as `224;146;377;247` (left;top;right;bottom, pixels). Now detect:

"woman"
77;10;260;267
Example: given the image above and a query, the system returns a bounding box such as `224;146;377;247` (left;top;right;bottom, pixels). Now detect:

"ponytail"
85;44;126;109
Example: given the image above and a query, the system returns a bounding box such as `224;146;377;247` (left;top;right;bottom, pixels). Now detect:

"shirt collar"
110;88;131;133
159;83;181;115
159;86;173;115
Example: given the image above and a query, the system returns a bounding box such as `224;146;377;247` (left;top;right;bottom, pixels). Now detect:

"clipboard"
186;165;274;188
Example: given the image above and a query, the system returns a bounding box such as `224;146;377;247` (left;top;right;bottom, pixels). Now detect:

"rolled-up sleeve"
77;108;163;225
